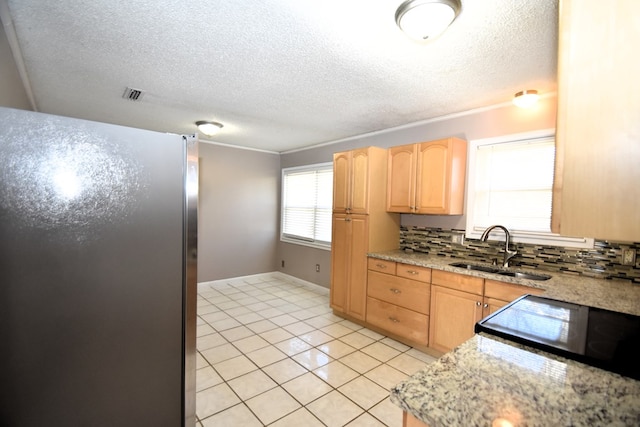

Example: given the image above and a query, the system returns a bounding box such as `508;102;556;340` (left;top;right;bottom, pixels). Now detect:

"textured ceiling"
3;0;558;152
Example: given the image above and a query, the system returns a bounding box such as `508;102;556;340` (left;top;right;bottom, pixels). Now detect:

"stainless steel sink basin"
449;262;500;273
449;262;551;281
496;271;551;281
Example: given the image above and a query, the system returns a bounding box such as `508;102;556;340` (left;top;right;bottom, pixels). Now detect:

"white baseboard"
198;271;329;295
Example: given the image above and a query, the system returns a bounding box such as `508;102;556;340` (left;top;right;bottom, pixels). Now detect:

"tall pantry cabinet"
330;147;400;321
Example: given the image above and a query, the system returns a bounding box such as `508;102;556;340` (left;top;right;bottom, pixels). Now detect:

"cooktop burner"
475;295;640;380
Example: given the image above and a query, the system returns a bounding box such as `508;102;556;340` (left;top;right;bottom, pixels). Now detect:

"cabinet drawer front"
484;279;544;301
367;258;397;274
366;297;428;345
367;271;430;314
431;270;483;295
396;263;431;283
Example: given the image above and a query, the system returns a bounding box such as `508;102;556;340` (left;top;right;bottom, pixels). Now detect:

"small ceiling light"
195;120;223;136
512;90;540;108
395;0;461;41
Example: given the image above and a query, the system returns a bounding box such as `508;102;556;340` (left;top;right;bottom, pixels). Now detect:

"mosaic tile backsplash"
400;226;640;284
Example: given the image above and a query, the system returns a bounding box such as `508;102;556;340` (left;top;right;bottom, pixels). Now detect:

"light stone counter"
390;333;640;426
369;250;640;316
374;250;640;426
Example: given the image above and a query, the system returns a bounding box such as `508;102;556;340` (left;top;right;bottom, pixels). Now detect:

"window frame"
280;162;333;250
465;129;595;249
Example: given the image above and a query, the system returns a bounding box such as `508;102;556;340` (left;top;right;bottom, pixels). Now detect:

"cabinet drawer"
366;297;428;345
367;258;397;275
367;270;430;314
484;279;544;302
396;263;431;283
431;270;484;296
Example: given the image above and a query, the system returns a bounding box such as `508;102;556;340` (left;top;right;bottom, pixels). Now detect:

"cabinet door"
429;285;483;353
350;148;370;214
347;215;369;320
330;215;349;312
552;0;640;241
415;138;466;215
333;152;351;213
387;144;416;213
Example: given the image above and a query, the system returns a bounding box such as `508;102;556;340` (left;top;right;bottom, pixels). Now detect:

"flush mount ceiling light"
395;0;461;41
195;120;223;136
512;90;540;108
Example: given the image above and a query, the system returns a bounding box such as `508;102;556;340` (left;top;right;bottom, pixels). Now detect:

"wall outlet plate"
622;248;636;266
451;233;465;245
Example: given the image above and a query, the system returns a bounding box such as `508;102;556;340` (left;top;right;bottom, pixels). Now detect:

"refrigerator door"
0;107;196;427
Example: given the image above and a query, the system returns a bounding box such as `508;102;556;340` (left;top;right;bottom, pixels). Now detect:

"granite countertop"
390;333;640;426
372;250;640;426
369;250;640;316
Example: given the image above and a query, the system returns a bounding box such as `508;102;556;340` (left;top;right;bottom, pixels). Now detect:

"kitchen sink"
449;262;552;281
449;262;500;273
495;271;551;281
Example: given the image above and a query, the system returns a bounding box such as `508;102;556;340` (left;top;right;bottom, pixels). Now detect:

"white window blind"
281;163;333;248
473;137;555;232
466;130;594;248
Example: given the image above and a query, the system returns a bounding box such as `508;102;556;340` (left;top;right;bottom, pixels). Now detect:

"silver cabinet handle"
389;288;401;294
376;263;387;269
406;270;419;275
388;317;400;323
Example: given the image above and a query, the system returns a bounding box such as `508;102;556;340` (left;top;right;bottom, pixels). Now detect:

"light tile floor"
196;273;437;427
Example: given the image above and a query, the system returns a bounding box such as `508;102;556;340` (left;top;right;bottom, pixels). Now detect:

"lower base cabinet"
403;412;430;427
365;258;430;346
358;257;547;354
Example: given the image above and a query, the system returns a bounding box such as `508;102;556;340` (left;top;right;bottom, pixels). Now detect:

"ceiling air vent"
122;87;144;101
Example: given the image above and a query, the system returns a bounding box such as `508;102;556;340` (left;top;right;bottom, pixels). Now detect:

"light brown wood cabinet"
333;147;384;214
366;258;430;346
387;137;467;215
429;271;546;353
403;412;430;427
552;0;640;241
331;214;369;320
429;270;484;353
330;147;400;321
482;279;543;317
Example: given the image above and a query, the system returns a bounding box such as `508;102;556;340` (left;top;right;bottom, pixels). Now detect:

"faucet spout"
480;225;517;268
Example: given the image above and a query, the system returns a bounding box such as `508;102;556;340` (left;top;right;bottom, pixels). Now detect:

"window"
466;130;594;248
281;163;333;249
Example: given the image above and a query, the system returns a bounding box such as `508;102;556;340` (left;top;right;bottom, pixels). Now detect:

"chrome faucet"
480;225;518;268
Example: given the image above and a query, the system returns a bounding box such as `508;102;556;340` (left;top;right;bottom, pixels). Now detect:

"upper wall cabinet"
333;147;388;214
387;137;467;215
552;0;640;241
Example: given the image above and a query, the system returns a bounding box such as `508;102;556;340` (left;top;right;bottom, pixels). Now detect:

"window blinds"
473;137;555;233
282;166;333;245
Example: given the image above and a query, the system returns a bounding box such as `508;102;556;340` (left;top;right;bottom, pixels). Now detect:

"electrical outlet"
451;233;465;245
622;249;636;266
315;264;320;272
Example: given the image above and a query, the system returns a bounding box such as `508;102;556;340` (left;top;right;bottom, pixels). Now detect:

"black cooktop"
475;295;640;380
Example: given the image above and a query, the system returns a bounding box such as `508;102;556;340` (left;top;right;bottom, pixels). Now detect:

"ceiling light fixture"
512;90;540;108
195;120;223;136
395;0;461;41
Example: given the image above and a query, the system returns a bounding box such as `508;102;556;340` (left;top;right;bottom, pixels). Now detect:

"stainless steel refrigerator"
0;106;198;427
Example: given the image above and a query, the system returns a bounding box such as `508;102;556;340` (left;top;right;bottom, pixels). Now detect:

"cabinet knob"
407;270;419;275
345;218;351;222
389;288;401;294
376;263;387;269
484;303;489;308
476;301;481;306
388;317;400;323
